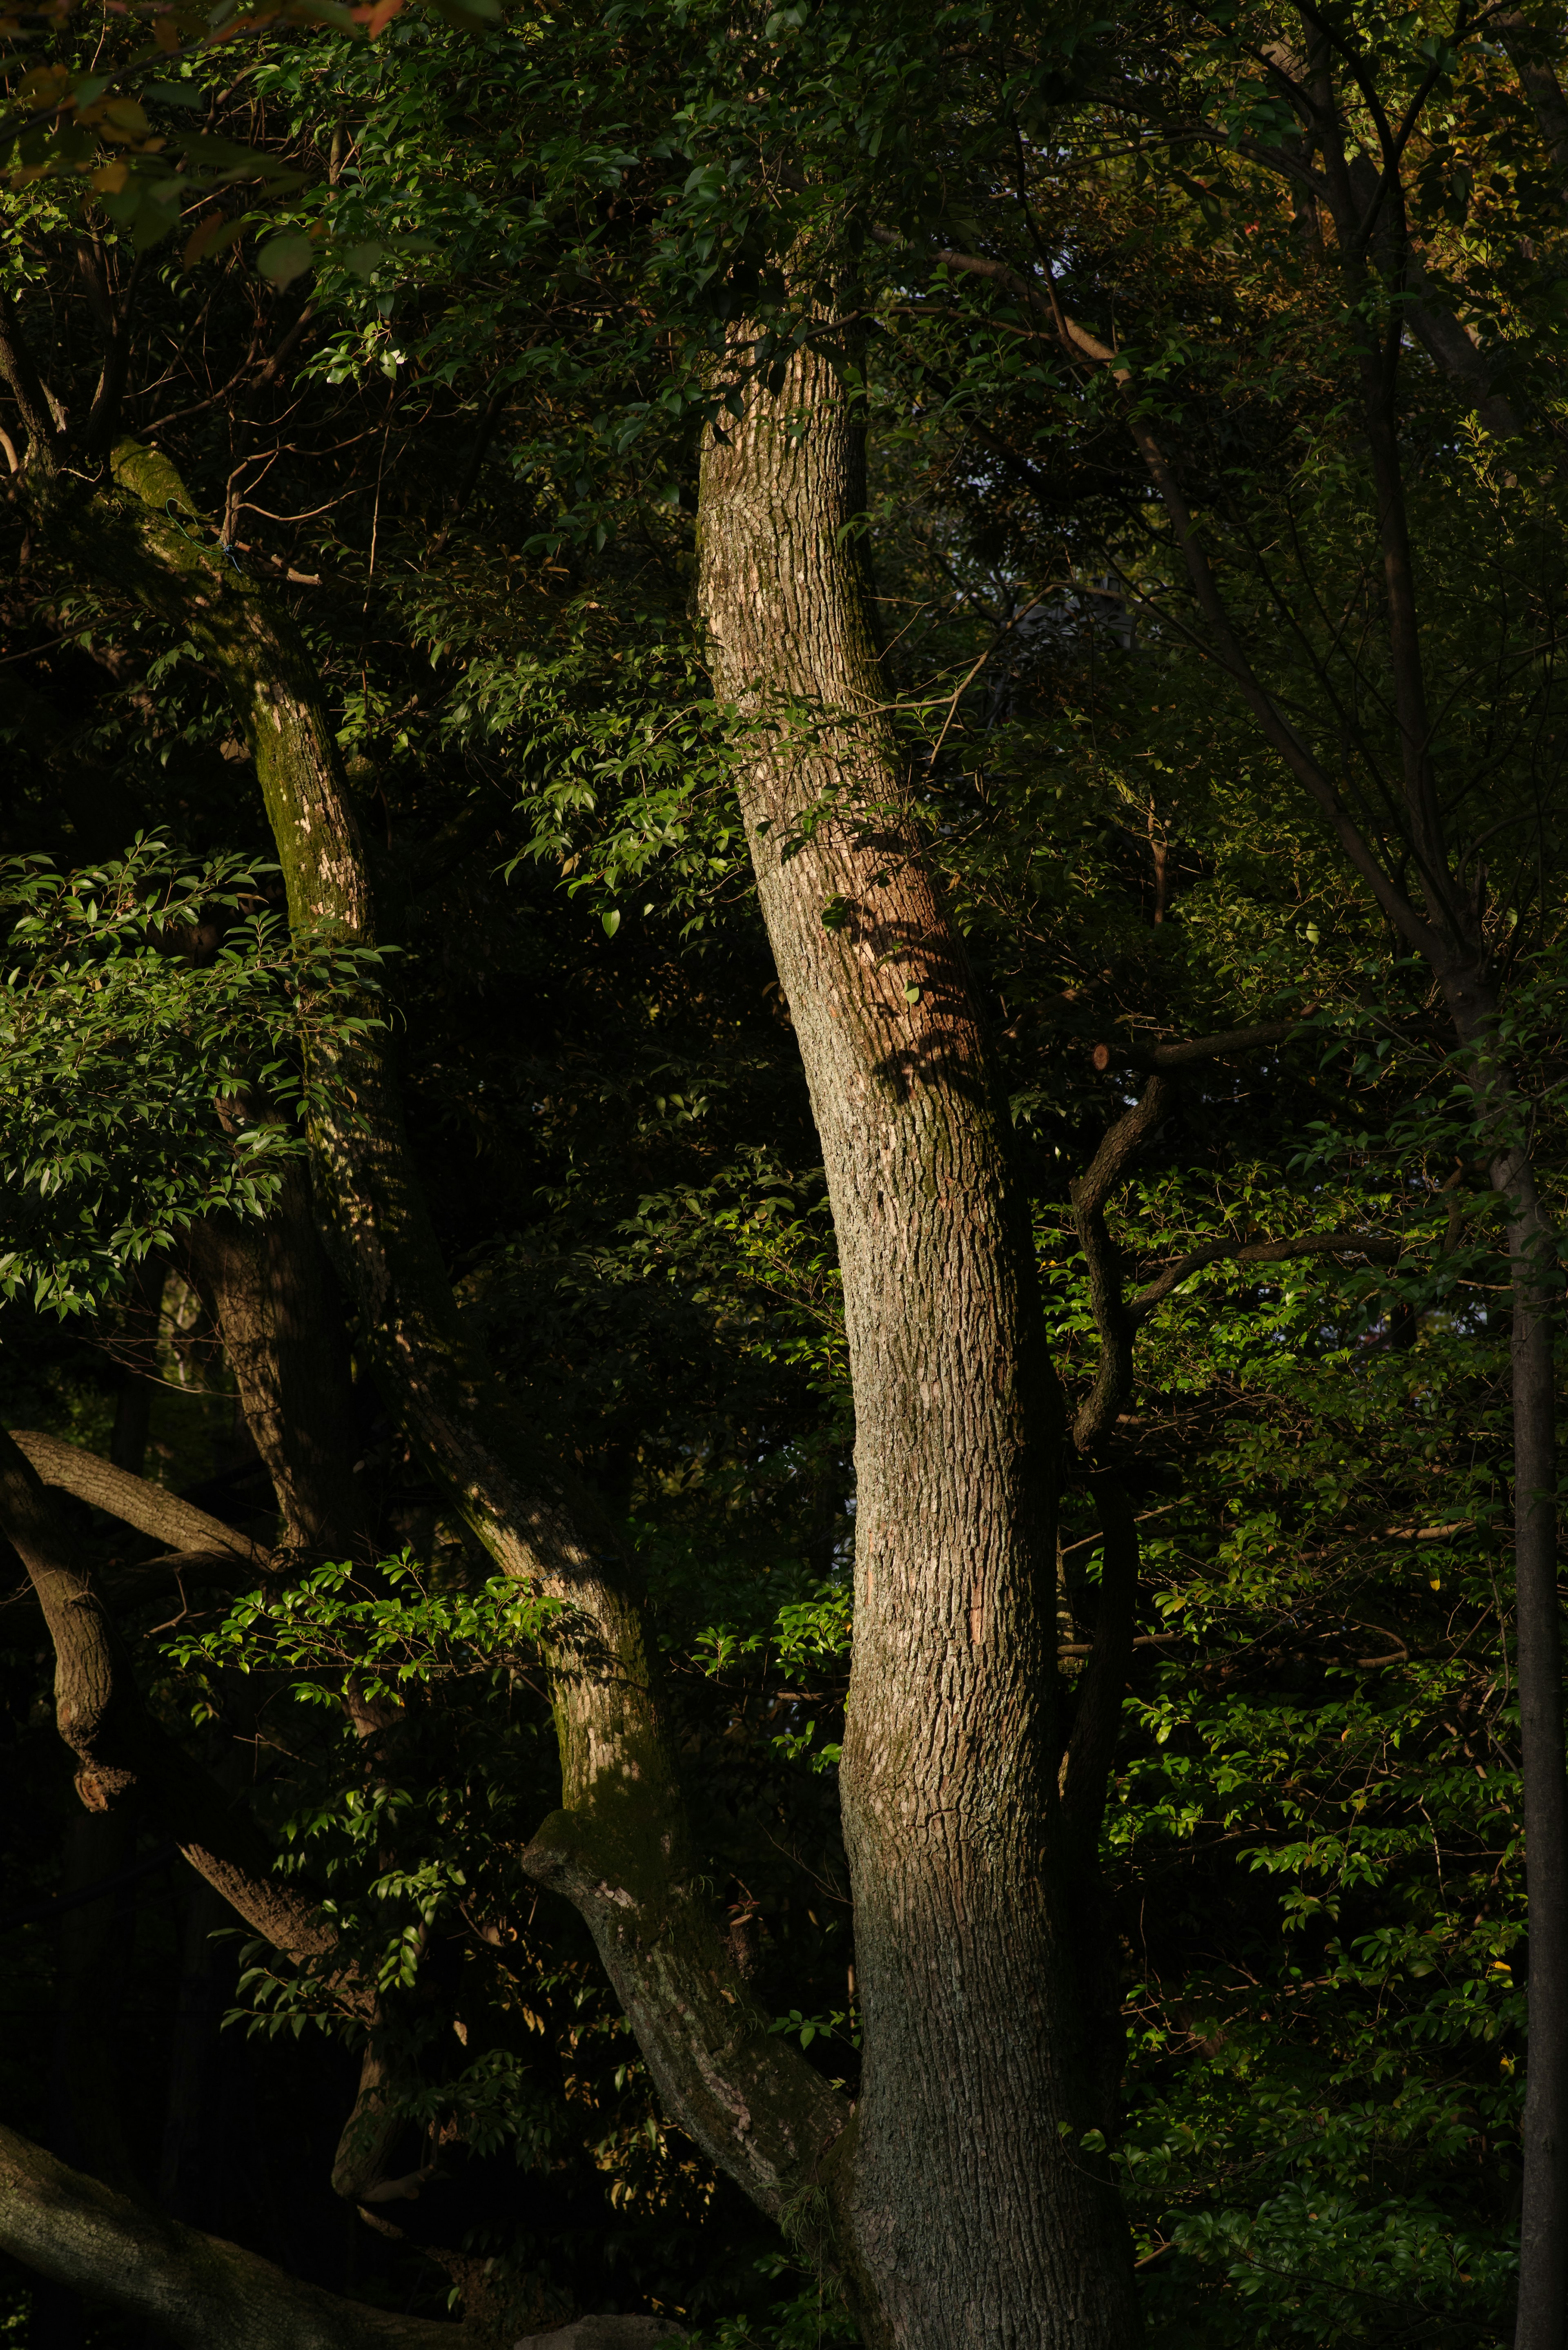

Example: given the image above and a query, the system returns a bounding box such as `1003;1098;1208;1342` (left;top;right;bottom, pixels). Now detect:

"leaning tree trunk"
9;395;1139;2347
698;330;1136;2350
75;438;848;2233
185;1162;370;1563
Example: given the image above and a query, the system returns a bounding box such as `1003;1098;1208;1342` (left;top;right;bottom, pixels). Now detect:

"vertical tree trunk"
1511;1227;1566;2350
185;1165;368;1562
109;1252;166;1479
698;332;1136;2350
1085;59;1568;2294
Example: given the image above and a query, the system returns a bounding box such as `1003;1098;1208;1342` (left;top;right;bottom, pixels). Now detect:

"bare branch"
0;1426;356;2002
1130;1230;1406;1326
1092;1017;1303;1075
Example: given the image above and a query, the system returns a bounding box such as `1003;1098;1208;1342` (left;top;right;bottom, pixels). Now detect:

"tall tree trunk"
1443;981;1568;2350
698;330;1136;2350
15;399;1138;2348
1053;44;1568;2298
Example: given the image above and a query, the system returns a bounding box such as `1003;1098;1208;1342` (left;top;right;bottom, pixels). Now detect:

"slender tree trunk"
698;330;1136;2350
1509;1212;1567;2350
15;402;1140;2350
1078;64;1568;2299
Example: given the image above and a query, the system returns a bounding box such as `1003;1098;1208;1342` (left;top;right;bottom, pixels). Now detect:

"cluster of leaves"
0;836;385;1313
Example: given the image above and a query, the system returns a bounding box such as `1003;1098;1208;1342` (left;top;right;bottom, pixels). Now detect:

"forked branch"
0;1426;356;2000
51;437;850;2227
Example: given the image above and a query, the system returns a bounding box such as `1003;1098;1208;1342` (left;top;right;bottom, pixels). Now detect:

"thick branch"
9;1428;269;1569
0;2125;459;2350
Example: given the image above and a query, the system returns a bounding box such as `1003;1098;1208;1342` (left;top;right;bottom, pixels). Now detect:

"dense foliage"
3;0;1566;2341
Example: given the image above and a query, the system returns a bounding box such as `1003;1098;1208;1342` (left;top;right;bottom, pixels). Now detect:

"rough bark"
69;438;844;2232
698;330;1136;2350
185;1162;370;1561
9;1427;268;1569
0;2125;461;2350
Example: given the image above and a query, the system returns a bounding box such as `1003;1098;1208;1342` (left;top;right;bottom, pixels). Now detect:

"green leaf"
257;233;316;289
601;908;621;936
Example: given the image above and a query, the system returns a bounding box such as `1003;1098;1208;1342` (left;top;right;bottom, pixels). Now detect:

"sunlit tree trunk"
698;329;1137;2350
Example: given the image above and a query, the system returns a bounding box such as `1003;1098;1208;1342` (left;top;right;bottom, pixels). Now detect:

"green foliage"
0;836;385;1313
6;0;1568;2339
